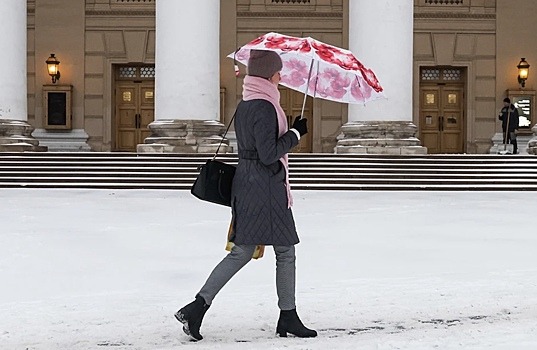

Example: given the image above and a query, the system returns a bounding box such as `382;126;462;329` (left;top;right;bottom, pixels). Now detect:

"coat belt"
238;149;259;160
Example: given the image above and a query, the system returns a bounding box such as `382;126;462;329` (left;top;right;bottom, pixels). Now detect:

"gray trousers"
197;244;296;310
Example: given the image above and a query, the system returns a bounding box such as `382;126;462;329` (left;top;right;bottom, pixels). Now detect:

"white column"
0;0;27;121
155;0;220;121
348;0;413;122
336;0;424;154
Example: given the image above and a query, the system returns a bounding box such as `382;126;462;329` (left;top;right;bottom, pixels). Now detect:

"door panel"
421;113;440;154
420;88;440;153
117;130;136;150
118;109;136;129
279;87;313;153
419;85;464;153
115;84;138;151
140;111;154;129
140;108;154;141
140;83;154;140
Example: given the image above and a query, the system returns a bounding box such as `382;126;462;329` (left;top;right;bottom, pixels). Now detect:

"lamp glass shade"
517;58;530;80
46;54;60;76
518;67;529;80
47;63;58;76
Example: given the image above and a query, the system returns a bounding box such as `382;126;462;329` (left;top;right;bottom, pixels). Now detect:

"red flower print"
235;48;250;63
334;54;364;72
311;41;338;63
314;41;343;55
282;71;309;88
249;35;266;46
311;68;351;99
359;67;383;93
265;34;310;53
281;58;310;87
311;40;350;64
297;40;312;53
264;35;289;49
350;78;373;102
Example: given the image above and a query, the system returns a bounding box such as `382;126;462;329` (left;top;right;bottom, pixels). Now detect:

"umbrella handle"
300;59;316;118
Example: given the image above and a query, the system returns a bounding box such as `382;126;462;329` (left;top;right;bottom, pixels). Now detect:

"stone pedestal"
137;119;231;154
335;121;427;155
32;129;91;152
0;119;47;152
225;130;237;153
527;125;537;155
490;131;532;155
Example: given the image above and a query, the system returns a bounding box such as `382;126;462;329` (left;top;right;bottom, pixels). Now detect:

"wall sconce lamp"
46;53;61;84
517;57;530;88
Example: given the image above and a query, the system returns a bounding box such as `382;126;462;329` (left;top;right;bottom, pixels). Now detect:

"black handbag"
191;159;236;206
190;114;236;207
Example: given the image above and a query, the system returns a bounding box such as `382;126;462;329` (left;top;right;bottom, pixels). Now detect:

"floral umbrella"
228;32;384;115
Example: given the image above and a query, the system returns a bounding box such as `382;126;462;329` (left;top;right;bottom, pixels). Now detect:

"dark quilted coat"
230;99;300;246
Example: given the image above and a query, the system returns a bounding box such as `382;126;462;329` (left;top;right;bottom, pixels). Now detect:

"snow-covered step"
1;152;537;191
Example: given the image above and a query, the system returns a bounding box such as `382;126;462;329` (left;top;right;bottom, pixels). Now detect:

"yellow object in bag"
225;222;265;259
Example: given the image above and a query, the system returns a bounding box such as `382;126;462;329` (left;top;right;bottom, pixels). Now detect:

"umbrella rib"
313;60;320;99
300;58;315;118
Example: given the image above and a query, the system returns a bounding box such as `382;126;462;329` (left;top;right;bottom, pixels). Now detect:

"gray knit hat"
247;49;283;79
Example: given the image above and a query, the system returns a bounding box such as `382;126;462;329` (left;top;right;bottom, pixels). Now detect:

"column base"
32;129;91;152
335;121;427;155
490;131;531;155
527;125;537;155
0;119;47;152
137;119;232;154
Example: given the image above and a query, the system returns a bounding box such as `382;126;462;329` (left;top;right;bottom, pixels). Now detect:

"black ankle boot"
174;295;210;341
276;309;317;338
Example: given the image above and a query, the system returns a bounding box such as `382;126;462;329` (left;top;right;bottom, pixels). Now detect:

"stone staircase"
1;152;537;191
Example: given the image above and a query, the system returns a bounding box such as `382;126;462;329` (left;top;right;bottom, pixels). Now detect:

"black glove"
292;116;308;136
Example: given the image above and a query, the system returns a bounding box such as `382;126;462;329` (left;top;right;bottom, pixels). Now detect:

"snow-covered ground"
1;189;536;349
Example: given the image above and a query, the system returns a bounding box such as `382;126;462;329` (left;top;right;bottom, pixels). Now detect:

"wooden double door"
114;81;155;152
419;85;465;153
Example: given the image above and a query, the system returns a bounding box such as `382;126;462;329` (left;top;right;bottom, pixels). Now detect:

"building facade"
1;0;535;154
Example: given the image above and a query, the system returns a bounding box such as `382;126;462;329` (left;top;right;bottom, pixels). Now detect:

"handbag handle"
213;112;236;160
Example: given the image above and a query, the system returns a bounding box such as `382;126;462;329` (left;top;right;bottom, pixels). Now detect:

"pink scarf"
242;75;293;208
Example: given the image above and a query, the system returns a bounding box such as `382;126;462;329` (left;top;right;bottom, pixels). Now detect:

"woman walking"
174;49;316;341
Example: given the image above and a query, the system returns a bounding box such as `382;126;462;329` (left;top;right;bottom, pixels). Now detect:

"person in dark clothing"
174;49;316;341
498;97;520;154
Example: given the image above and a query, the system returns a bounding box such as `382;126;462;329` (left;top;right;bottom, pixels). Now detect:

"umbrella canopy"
228;32;384;106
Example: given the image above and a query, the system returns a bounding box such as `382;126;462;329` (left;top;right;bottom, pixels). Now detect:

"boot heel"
276;328;287;337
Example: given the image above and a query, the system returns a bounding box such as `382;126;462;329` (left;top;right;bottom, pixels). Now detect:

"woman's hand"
292;116;308;136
